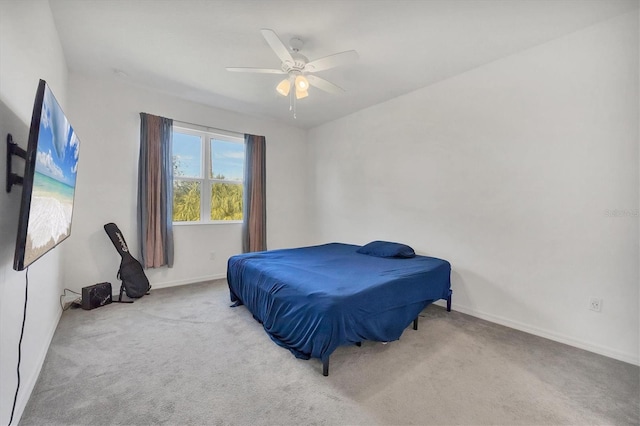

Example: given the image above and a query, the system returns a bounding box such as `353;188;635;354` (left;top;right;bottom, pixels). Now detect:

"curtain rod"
172;119;244;137
140;113;244;138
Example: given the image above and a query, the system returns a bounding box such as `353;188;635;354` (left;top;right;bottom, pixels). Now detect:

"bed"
226;242;452;376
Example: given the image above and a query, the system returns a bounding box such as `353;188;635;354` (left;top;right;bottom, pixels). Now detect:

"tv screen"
13;79;80;271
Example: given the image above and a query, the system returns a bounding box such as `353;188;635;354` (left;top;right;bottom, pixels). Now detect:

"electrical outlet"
589;298;602;312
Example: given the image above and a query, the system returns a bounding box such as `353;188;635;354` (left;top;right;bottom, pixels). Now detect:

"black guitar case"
104;222;151;300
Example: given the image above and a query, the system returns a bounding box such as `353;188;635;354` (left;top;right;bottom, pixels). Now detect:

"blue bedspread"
227;243;451;362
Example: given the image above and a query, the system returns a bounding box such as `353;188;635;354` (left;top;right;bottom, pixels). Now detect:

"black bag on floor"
104;222;151;299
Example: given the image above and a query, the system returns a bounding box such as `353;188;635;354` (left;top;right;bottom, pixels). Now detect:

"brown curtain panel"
138;113;174;268
243;134;266;252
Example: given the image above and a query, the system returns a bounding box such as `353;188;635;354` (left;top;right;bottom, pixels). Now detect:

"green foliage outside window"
211;183;243;220
172;178;243;222
172;153;243;222
173;181;201;222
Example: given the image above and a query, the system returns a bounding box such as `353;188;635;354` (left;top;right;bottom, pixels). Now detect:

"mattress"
227;242;451;362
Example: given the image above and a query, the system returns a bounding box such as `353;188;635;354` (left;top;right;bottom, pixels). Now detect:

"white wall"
64;73;309;291
308;11;639;364
0;1;69;424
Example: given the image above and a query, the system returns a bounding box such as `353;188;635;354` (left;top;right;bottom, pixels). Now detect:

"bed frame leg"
322;358;329;376
447;293;452;312
413;317;419;330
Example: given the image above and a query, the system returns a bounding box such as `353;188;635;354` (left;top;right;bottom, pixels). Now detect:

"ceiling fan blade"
260;29;293;64
226;67;286;74
305;50;359;72
307;75;345;94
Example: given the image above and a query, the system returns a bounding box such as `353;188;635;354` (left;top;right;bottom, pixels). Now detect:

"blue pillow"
356;241;416;258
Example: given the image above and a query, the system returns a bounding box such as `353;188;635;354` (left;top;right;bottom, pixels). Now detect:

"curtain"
243;134;266;253
138;113;174;268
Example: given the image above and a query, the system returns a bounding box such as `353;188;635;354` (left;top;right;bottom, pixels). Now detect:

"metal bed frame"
320;291;452;376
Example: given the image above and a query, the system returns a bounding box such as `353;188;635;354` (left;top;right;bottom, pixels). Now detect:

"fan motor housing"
282;52;308;73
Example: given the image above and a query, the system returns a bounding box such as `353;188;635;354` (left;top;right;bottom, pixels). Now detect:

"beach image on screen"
23;85;79;266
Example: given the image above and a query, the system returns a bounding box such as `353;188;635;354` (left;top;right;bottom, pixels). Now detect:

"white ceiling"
49;0;638;129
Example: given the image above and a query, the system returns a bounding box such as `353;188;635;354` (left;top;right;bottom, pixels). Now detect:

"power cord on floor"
8;267;29;426
60;288;81;311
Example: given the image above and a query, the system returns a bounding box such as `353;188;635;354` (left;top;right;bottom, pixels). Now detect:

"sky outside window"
173;132;202;178
210;139;244;181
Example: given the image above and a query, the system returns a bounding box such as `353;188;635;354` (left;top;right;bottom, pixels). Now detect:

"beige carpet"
20;280;639;425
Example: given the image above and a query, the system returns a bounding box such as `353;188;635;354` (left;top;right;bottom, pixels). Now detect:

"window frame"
172;124;244;225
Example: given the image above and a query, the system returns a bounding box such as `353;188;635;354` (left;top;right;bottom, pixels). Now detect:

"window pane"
173;132;202;178
173;180;201;222
210;139;244;181
211;183;243;220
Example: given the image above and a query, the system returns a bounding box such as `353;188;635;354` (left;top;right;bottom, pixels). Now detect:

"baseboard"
150;274;227;290
13;309;61;425
432;300;639;366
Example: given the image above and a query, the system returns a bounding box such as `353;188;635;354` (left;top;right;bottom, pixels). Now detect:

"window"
172;125;244;223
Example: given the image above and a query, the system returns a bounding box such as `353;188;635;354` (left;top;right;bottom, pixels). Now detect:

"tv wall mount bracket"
6;133;26;193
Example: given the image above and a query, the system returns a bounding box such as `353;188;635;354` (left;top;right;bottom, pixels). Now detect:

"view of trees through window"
173;180;201;221
172;129;244;222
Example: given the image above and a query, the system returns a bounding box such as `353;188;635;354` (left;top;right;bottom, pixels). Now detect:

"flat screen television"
13;79;80;271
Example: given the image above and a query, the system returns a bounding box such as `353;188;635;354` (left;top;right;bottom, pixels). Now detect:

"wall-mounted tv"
12;79;80;271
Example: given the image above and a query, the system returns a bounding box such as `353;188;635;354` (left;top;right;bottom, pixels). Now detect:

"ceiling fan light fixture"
295;75;309;91
276;78;291;96
226;29;359;119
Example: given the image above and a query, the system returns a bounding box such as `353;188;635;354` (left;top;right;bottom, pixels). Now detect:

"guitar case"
104;222;151;301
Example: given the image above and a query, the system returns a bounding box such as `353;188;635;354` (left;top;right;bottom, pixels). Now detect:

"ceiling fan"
226;29;358;115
